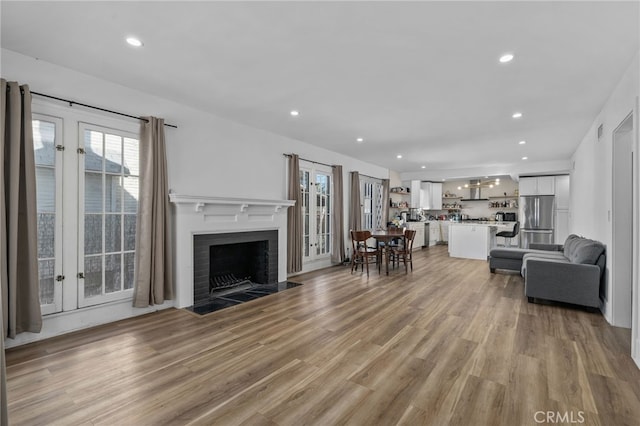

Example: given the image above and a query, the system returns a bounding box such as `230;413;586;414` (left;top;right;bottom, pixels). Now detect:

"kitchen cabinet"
410;181;442;210
519;176;555;196
410;180;421;208
555;175;570;209
406;222;426;251
448;223;494;260
428;221;440;246
427;182;443;210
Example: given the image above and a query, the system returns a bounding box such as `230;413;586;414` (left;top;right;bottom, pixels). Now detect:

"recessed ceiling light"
442;179;445;181
126;37;143;47
464;184;469;188
396;154;403;159
489;184;494;188
522;156;528;160
512;112;523;119
495;178;500;182
499;53;514;63
356;137;364;143
421;165;426;169
457;186;462;190
290;110;299;116
519;140;526;145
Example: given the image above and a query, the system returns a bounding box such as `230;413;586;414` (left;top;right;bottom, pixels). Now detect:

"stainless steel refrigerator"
519;195;555;248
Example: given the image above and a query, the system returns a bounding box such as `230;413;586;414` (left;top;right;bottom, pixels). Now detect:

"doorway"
612;112;634;328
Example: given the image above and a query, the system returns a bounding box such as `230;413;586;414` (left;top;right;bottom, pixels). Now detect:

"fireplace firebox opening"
193;230;278;307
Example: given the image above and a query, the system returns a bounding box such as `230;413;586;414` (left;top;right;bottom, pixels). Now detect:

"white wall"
570;51;639;365
2;48;389;344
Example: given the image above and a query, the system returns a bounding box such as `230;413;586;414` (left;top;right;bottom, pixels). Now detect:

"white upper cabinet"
412;181;442;210
536;176;556;195
410;180;421;208
430;182;443;210
554;175;570;209
519;176;556;196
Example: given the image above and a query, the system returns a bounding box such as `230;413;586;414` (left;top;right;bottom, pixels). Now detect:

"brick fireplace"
192;230;278;307
170;194;295;308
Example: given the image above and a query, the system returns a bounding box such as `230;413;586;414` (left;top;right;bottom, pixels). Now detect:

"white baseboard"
634;338;640;370
5;299;175;349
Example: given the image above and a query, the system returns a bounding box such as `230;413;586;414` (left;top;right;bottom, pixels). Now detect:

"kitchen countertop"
449;221;515;226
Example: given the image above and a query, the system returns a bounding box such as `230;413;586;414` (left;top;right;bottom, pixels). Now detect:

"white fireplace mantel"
169;194;295;213
169;194;295;308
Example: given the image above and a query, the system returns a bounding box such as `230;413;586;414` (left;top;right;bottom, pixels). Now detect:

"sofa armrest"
529;243;563;251
525;259;600;308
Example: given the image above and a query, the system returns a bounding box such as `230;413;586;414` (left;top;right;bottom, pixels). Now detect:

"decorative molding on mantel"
169;194;296;213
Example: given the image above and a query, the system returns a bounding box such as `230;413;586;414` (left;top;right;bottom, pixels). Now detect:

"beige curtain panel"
1;79;42;338
349;171;361;232
331;165;345;263
287;154;302;273
1;79;43;426
133;116;174;307
0;315;6;426
382;178;390;227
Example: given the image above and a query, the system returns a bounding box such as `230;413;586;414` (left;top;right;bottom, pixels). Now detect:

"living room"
2;2;640;425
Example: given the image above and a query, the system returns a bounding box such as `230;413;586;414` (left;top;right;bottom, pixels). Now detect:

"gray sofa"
489;234;606;308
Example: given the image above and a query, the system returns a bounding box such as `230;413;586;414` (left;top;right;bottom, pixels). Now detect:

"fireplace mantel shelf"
169;194;296;213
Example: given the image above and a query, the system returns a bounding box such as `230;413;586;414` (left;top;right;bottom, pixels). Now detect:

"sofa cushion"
562;234;581;255
521;252;569;276
565;237;605;265
489;248;531;260
490;247;567;261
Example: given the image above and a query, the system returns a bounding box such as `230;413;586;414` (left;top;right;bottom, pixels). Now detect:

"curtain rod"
30;91;178;129
283;154;386;180
358;172;386;181
283;153;335;168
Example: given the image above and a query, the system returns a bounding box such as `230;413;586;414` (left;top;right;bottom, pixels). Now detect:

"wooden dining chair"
391;229;416;273
350;230;380;276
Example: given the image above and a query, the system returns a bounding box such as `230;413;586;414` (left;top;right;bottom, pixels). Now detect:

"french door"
78;123;139;307
300;164;332;263
32;105;140;314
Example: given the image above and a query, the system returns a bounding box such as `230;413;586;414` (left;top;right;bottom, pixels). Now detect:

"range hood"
461;179;489;201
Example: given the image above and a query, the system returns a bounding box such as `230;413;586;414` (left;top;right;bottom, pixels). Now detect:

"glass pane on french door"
300;169;311;258
315;173;331;256
32;116;63;314
79;123;139;307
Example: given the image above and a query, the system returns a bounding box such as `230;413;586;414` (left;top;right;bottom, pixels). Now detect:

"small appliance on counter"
408;208;421;221
495;211;505;222
504;212;517;221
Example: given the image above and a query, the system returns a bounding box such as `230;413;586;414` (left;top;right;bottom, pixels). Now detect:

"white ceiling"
1;1;638;176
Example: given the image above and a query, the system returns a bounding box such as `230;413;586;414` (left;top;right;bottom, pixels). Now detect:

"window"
79;123;139;307
361;177;384;231
300;163;332;263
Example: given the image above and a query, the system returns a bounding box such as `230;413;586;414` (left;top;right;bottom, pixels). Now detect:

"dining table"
371;231;406;275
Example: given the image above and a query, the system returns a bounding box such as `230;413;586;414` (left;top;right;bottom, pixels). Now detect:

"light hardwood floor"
6;246;640;425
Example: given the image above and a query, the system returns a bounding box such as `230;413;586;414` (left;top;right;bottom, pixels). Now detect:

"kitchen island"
448;222;498;260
